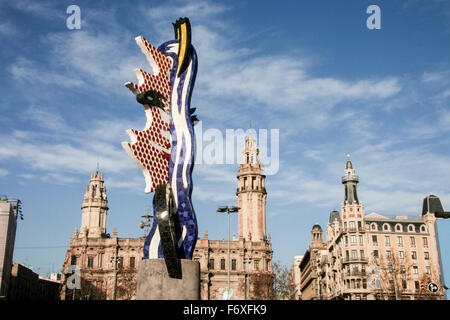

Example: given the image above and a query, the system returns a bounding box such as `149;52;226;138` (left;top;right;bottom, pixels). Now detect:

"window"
254;260;260;270
397;236;403;246
386;250;392;258
408;225;414;232
426;266;431;275
359;235;363;244
118;257;124;269
349;221;356;230
351;235;357;243
423;237;428;248
424;252;430;260
371;223;377;231
411;251;417;260
385;236;391;245
360;250;365;259
420;226;426;233
70;256;77;266
415;281;420;290
209;259;215;270
396;224;402;232
383;224;389;231
130;257;135;268
363;279;367;289
399;251;405;259
232;259;236;271
221;259;226;270
373;250;379;258
87;257;94;268
402;280;407;290
410;237;416;246
345;236;348;244
372;235;378;243
351;250;358;259
413;266;418;274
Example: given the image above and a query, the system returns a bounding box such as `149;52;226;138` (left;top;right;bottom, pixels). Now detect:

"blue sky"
0;0;450;294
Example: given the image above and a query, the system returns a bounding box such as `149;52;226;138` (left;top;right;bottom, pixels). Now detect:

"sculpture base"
136;258;200;300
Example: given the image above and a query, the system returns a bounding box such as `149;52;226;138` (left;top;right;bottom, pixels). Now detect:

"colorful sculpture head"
122;18;198;275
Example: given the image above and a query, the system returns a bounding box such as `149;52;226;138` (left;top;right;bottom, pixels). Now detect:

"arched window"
383;224;390;232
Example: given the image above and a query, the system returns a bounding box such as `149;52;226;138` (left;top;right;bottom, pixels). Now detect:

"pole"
112;248;117;300
391;266;398;300
227;209;231;298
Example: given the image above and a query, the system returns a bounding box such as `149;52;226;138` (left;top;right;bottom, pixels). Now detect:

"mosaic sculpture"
122;18;198;278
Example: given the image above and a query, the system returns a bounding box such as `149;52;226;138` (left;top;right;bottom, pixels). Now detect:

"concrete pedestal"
136;258;200;300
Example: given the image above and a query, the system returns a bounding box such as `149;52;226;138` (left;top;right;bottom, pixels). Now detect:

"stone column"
136;259;200;300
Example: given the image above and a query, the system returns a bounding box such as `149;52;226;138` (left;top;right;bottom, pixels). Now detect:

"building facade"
299;158;446;300
60;172;144;300
298;224;327;300
289;255;303;300
193;136;274;300
8;263;61;300
0;197;21;299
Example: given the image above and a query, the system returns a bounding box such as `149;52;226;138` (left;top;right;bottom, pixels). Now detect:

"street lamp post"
217;205;239;300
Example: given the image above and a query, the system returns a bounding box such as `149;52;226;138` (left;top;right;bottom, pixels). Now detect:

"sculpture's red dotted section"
129;105;171;192
129;36;172;111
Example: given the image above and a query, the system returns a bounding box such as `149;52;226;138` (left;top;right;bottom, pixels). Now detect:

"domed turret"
329;210;341;223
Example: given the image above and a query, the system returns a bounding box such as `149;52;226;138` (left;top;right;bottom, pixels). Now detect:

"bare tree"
115;268;137;300
250;272;274;300
272;261;293;300
373;254;413;300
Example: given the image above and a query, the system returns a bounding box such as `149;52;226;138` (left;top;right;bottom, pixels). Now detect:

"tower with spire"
79;170;109;238
236;136;267;242
340;155;365;230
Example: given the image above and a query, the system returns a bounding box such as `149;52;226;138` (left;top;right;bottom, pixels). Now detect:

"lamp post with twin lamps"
217;205;239;300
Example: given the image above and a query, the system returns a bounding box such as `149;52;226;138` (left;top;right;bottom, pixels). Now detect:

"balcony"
342;257;368;264
341;175;359;183
346;227;366;233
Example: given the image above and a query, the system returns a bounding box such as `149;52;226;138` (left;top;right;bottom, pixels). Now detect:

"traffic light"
419;281;425;292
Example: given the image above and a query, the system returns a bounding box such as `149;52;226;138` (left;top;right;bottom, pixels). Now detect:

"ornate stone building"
298;224;327;300
193;136;274;300
299;157;446;300
60;172;143;300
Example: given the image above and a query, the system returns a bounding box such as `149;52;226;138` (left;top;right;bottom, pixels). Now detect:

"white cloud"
17;173;34;179
0;168;9;176
422;72;444;82
9;57;85;88
0;21;17;36
193;185;235;202
41;173;79;185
